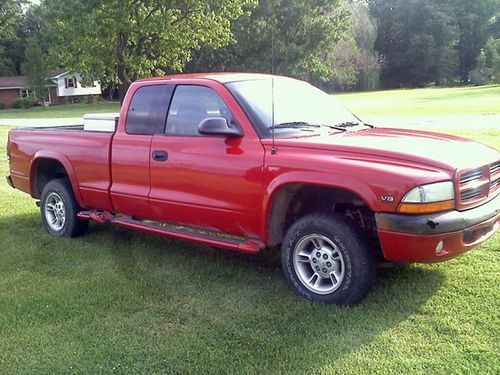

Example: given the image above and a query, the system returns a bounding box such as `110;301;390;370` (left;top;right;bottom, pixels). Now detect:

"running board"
77;210;114;224
77;211;262;253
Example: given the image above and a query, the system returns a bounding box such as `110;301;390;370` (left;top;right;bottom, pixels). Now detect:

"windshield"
226;77;360;136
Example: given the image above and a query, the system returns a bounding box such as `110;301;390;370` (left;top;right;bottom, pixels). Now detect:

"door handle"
152;150;168;161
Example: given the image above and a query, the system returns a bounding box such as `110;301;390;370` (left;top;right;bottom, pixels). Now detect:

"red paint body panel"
9;129;113;210
110;132;152;217
6;74;500;264
149;135;264;237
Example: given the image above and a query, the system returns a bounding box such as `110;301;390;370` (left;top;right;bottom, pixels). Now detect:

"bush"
470;67;492;86
0;103;5;110
493;64;500;84
12;98;37;109
81;95;93;104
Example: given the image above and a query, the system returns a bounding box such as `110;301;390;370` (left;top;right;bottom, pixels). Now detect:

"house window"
64;77;77;88
20;89;33;98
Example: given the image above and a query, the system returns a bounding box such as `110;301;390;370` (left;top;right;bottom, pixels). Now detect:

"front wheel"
281;214;376;305
40;178;88;237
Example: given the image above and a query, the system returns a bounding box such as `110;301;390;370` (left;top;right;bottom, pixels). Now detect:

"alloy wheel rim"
44;192;66;231
293;234;345;295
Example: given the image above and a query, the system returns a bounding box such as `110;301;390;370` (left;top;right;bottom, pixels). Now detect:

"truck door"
149;83;265;238
110;84;173;218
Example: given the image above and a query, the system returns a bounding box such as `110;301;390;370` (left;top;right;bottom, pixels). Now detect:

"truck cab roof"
138;72;284;84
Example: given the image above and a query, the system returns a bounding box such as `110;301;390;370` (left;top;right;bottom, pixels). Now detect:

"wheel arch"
262;174;379;246
29;151;83;205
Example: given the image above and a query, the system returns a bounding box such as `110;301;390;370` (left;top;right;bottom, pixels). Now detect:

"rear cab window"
126;85;173;135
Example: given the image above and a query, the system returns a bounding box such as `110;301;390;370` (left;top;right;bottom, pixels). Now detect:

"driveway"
362;114;500;130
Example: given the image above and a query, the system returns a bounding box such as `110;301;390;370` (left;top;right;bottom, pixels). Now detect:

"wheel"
40;178;88;237
281;214;376;305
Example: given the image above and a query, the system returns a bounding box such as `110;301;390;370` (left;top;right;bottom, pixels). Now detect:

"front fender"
260;171;380;242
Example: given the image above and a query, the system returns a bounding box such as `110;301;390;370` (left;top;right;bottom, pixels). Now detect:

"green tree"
325;37;362;91
41;0;256;100
21;37;48;101
484;37;500;82
449;0;499;83
470;50;492;85
490;10;500;39
349;1;379;90
0;0;25;75
0;0;23;41
188;0;350;85
371;0;457;88
0;57;16;75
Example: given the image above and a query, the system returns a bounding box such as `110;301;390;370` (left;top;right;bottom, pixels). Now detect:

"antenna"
271;77;276;155
270;25;277;155
271;25;276;75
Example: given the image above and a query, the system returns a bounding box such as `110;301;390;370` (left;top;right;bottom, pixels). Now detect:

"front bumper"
375;194;500;263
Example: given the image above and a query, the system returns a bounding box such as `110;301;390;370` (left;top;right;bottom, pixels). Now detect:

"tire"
281;214;376;305
40;178;89;237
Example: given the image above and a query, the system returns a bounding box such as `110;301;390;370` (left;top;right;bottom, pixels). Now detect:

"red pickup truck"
6;73;500;304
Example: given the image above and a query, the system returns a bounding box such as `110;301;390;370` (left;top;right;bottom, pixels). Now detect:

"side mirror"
198;117;243;138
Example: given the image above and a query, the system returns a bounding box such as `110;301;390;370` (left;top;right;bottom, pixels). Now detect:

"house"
0;76;33;108
48;68;102;101
0;68;101;108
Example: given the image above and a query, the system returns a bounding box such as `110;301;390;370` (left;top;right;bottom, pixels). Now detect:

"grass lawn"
0;126;498;374
0;101;120;119
335;84;500;117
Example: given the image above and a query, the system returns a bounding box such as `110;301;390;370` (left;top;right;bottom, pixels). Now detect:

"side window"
126;85;171;135
165;85;233;136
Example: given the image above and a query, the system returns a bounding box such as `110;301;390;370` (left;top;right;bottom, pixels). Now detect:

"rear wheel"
281;214;376;305
40;178;88;237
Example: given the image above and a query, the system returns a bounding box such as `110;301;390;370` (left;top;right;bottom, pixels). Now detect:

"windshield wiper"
322;121;373;132
335;121;360;128
269;121;371;133
270;121;321;129
269;122;321;131
270;122;349;132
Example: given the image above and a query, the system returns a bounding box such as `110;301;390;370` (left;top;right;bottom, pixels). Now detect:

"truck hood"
268;127;499;171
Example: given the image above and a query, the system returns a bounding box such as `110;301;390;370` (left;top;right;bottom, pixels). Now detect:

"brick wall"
0;89;20;108
49;86;64;104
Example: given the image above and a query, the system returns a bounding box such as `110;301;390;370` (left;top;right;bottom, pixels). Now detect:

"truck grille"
460;186;483;201
460;168;484;184
491;161;500;192
458;160;500;207
491;177;500;190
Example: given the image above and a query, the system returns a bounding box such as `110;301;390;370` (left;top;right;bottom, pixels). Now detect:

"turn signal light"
398;200;455;214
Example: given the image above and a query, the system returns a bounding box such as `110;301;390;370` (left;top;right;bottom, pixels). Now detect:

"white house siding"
56;73;101;97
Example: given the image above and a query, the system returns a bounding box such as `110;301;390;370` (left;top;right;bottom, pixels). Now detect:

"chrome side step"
77;211;263;253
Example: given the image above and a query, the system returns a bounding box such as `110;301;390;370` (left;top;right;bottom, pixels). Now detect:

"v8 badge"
380;195;394;203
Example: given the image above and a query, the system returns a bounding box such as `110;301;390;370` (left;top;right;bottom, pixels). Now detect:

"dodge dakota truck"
6;73;500;304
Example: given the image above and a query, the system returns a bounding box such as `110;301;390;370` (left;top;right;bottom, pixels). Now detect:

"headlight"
399;181;455;214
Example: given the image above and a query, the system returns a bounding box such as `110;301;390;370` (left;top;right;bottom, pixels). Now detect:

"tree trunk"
116;32;131;105
117;82;130;104
108;84;115;101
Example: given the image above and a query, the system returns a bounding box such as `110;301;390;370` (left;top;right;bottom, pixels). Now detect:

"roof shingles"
0;76;28;89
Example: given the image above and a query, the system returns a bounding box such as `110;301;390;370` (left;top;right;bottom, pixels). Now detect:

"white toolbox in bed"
83;113;119;132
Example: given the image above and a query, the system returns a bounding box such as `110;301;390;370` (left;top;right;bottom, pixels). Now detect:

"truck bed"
8;126;114;210
15;124;119;132
17;124;85;131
